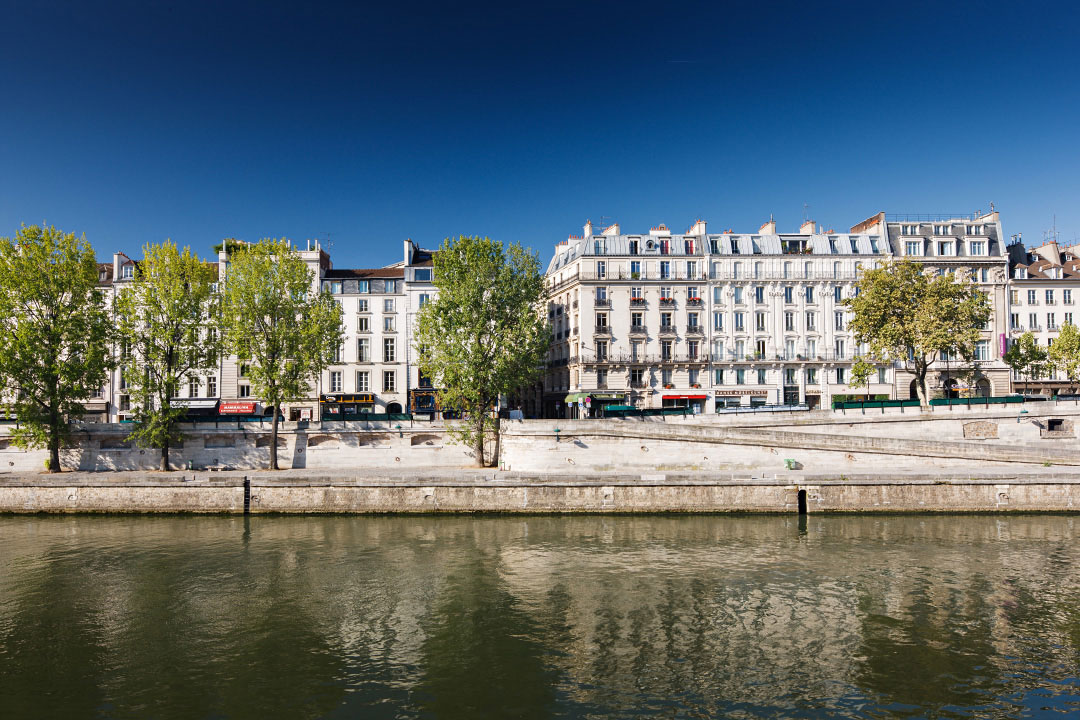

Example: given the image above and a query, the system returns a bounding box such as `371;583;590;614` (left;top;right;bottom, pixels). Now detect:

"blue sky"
2;1;1078;269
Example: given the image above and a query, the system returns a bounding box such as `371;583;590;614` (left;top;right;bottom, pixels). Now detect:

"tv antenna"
802;202;810;222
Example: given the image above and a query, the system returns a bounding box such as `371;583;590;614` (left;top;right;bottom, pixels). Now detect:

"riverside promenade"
1;466;1078;513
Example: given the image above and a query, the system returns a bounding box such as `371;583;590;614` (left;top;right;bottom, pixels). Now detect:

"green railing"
928;396;1024;407
832;399;921;410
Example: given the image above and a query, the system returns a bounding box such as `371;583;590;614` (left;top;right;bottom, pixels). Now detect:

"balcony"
658;325;677;336
593;325;612;336
630;381;649;390
659;298;676;307
629;297;647;307
629;324;648;335
686;325;704;336
686;297;703;307
594;298;611;309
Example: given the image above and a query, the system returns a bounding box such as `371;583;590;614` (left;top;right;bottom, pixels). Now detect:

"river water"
0;514;1078;719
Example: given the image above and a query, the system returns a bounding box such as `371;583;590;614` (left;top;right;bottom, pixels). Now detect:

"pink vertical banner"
999;333;1007;357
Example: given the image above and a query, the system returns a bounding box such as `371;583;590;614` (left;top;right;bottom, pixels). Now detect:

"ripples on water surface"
0;514;1078;719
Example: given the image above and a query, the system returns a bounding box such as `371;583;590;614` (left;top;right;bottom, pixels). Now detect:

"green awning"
589;393;624;400
565;393;590;402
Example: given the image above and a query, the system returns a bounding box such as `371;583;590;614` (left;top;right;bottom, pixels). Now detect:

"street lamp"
554;427;561;443
1017;409;1029;423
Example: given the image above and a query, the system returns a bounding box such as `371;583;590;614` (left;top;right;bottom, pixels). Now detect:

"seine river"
1;514;1078;719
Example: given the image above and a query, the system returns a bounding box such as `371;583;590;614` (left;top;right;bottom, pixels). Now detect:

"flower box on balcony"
663;384;674;389
690;384;701;389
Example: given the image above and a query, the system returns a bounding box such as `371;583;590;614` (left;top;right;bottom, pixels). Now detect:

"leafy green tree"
844;259;991;407
219;239;342;470
0;224;112;472
1004;331;1048;396
1048;323;1080;394
848;356;880;400
114;241;219;471
413;235;549;466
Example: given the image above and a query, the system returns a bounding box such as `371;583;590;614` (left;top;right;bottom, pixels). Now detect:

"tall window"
189;377;199;398
714;368;725;384
713;312;723;331
660;312;672;328
357;316;370;332
356;371;370;392
330;371;342;393
660;261;671;279
1047;289;1055;304
734;312;745;332
688;312;699;330
755;286;765;303
596;340;608;361
383;371;396;392
805;311;816;331
207;377;217;397
736;369;746;385
784;286;793;304
755;339;766;357
597;261;606;279
357;338;370;362
755;312;767;331
834;311;845;330
784;312;795;331
661;340;673;360
596;368;608;387
383;298;395;312
383;338;396;362
1028;289;1037;304
733;287;744;304
687;340;699;359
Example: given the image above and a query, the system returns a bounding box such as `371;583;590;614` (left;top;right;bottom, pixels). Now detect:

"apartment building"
1006;238;1080;394
544;211;1012;417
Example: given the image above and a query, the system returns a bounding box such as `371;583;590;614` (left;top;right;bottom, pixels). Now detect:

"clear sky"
2;1;1078;269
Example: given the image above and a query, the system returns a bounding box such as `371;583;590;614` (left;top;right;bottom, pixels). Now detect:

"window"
189;377;199;397
1030;312;1039;329
714;368;725;384
357;338;370;362
806;368;818;385
980;268;988;283
596;368;608;387
733;261;742;278
660;261;671;279
713;312;723;331
805;286;814;303
754;261;763;278
385;280;398;293
783;261;792;278
784;311;795;331
734;312;745;332
733;287;744;304
383;316;396;332
736;369;746;385
630;260;641;277
1015;267;1028;279
755;286;765;303
414;268;432;282
970;241;986;256
238;384;251;398
686;261;698;278
631;311;644;328
735;340;745;358
805;311;817;331
597;261;606;279
687;340;699;359
631;342;643;361
661;340;673;360
357;316;370;332
383;338;396;362
901;224;918;236
357;299;368;312
755;312;767;331
239;363;249;377
965;224;985;236
384;298;395;312
121;264;134;279
660;312;672;328
631;285;643;300
357;281;369;294
877;368;887;384
1028;289;1037;304
834;311;845;331
684;239;695;254
1066;312;1074;326
659;239;670;255
1065;290;1073;304
356;371;370;392
659;285;673;300
1010;313;1019;329
974;341;989;361
905;240;921;256
595;312;608;330
833;286;842;301
333;341;344;363
757;369;767;384
596;340;608;361
849;238;859;254
834;338;846;358
933;224;950;236
687;312;700;330
661;368;673;386
807;338;817;357
631;368;644;386
938;241;955;256
330;371;343;393
783;368;795;384
1047;289;1055;304
1048;313;1057;329
687;285;700;300
418;293;431;307
836;367;846;384
784;286;793;304
383;371;396;392
755;339;766;357
629;240;639;255
207;377;217;397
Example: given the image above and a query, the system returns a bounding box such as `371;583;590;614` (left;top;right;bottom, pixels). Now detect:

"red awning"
664;394;707;400
219;401;258;415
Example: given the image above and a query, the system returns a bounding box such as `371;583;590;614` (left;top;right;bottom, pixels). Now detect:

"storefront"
171;398;219;421
409;389;438;416
713;389;770;411
662;394;707;414
219;400;263;420
565;392;627;418
79;401;109;424
320;393;375;420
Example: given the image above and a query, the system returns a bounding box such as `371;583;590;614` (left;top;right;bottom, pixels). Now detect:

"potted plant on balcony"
691;383;701;389
663;383;674;389
631;271;640;280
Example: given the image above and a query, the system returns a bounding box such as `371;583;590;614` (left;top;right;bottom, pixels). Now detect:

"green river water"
0;514;1078;719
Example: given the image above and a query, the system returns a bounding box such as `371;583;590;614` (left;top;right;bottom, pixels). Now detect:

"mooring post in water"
243;476;251;514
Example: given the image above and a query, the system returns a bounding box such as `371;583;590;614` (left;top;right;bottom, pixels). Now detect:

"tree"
1005;331;1048;396
0;224;112;472
413;235;549;467
844;259;991;407
1048;323;1080;394
219;239;342;470
114;241;219;471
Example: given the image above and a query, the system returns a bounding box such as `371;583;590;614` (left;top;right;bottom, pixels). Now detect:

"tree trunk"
473;414;486;467
493;414;502;468
48;407;61;473
270;402;280;470
913;363;930;408
160;436;170;472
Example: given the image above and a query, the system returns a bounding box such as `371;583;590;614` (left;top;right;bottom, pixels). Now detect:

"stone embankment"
0;468;1077;514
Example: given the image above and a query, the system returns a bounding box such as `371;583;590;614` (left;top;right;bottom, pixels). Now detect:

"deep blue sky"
2;1;1079;269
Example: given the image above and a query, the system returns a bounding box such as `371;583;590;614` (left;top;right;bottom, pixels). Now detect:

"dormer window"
905;240;922;256
849;238;859;254
869;237;879;253
730;238;740;255
1014;267;1028;279
965;224;985;236
828;236;838;254
708;239;718;254
659;239;670;255
937;241;955;256
99;270;106;281
629;239;639;255
901;224;919;236
969;240;987;256
684;239;695;254
933;224;950;236
121;265;133;279
594;239;606;255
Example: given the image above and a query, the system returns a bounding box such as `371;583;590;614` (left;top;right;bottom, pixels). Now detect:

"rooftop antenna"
802;202;810;222
1044;216;1060;245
